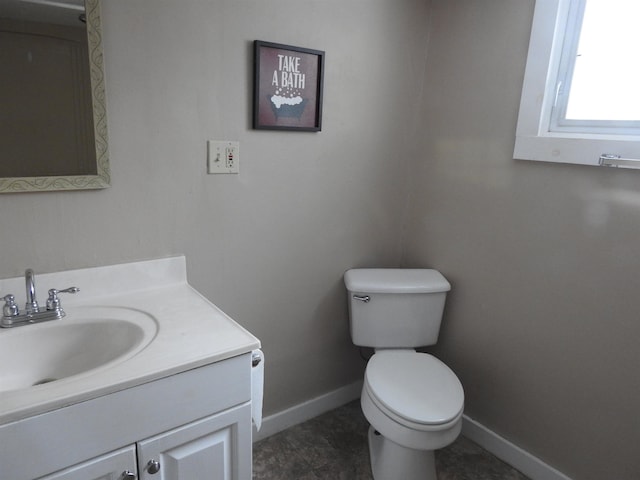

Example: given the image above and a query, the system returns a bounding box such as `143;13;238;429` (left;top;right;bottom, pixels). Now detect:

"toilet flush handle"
353;295;370;303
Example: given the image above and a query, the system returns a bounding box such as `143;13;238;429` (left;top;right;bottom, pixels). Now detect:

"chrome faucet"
0;269;79;328
25;268;39;314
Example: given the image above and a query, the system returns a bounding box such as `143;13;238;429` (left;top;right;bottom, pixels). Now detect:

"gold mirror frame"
0;0;110;193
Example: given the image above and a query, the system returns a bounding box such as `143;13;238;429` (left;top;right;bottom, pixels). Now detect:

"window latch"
599;154;640;169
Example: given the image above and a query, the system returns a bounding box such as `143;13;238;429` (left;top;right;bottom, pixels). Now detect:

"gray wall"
2;1;638;479
0;0;428;416
403;1;640;479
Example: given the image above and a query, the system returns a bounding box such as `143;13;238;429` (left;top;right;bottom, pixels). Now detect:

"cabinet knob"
120;471;136;480
146;459;161;475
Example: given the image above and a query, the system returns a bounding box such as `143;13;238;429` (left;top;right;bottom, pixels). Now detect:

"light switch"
207;140;239;174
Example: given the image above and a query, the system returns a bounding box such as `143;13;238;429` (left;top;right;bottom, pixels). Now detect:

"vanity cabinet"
40;404;250;480
1;353;253;480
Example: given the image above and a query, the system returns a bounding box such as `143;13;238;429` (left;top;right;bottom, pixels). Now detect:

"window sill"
514;133;640;167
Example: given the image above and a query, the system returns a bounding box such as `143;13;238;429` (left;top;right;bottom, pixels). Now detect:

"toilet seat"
364;350;464;431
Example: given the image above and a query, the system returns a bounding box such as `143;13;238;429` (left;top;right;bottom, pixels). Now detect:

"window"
514;0;640;168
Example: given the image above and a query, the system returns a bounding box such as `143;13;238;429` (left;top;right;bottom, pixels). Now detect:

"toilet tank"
344;269;451;348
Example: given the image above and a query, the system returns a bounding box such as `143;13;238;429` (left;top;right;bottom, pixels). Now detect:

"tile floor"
253;400;530;480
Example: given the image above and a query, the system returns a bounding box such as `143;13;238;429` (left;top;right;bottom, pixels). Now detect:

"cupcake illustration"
269;87;308;120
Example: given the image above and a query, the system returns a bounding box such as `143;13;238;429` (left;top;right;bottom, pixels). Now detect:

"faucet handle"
46;287;80;311
3;294;19;317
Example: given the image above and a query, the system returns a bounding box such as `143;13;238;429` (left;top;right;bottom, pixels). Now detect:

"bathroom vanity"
0;257;260;480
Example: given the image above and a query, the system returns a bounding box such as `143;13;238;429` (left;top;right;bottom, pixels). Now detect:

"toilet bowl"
360;350;464;480
344;268;464;480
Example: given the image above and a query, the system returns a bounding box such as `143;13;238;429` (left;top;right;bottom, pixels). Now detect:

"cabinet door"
137;402;251;480
38;446;137;480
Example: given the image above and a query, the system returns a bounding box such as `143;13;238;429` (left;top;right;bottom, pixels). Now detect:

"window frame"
513;0;640;168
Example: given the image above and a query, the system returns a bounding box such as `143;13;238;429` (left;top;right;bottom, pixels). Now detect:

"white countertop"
0;256;260;425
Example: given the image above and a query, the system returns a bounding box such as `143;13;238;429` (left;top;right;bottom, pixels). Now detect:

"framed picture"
253;40;325;131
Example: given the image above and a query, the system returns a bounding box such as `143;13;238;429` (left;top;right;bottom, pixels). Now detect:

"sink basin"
0;306;158;392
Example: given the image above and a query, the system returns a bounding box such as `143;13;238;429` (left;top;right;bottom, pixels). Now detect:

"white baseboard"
253;383;572;480
462;415;572;480
253;380;363;442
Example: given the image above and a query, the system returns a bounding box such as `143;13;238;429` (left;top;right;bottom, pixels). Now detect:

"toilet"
344;268;464;480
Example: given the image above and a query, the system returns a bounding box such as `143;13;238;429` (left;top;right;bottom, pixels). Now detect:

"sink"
0;306;158;392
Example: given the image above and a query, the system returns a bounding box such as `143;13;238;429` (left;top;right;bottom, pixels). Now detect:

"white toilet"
344;268;464;480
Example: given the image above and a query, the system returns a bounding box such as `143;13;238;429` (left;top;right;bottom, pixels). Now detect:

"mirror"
0;0;109;193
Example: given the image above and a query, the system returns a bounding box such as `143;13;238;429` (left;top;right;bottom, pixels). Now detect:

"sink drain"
32;378;58;386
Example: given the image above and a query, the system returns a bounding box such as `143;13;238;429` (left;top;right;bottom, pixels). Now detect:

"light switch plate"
207;140;239;174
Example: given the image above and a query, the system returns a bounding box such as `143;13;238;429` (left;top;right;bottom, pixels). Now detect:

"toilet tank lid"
344;269;451;293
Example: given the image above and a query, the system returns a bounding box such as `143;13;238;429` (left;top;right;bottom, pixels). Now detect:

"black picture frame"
253;40;325;132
